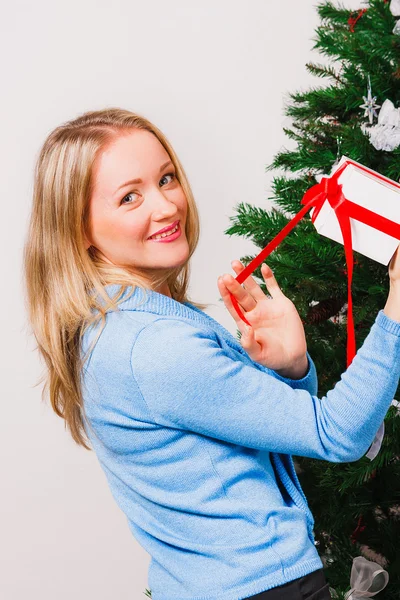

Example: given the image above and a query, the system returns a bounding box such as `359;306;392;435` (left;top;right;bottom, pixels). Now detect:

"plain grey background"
1;0;362;598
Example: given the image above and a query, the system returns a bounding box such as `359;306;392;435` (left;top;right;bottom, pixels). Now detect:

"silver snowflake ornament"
360;75;381;125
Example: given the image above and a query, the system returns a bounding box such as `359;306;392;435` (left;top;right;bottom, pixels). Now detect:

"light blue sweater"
81;284;400;600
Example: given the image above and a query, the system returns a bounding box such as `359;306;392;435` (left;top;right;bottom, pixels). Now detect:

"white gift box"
311;156;400;265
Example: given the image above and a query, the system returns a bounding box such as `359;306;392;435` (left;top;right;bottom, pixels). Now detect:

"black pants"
245;568;332;600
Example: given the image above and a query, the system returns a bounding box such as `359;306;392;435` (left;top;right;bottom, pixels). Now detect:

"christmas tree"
223;1;400;598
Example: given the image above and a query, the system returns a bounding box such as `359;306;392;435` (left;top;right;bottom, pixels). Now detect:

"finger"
230;260;268;304
237;322;262;363
240;322;254;349
220;271;255;313
260;263;285;299
217;276;252;327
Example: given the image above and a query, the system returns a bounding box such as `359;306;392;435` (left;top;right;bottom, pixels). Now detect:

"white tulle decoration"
343;556;389;599
365;422;385;460
390;0;400;16
366;399;400;459
393;18;400;34
361;99;400;151
391;398;400;414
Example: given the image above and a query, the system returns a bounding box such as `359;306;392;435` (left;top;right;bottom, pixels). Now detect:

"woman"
23;107;400;600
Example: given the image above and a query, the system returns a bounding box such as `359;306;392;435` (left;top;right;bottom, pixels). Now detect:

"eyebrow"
114;160;174;195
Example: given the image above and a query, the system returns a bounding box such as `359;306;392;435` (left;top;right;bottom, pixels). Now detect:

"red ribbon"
229;160;400;368
348;8;367;33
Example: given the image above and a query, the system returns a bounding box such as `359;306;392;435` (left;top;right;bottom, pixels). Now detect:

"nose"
149;188;178;218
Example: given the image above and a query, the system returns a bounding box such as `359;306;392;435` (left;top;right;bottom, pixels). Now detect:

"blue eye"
160;172;176;185
120;172;176;205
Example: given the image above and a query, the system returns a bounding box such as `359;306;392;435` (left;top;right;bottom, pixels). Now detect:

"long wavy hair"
22;107;209;450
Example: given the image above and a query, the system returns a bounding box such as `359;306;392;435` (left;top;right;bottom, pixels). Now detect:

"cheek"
93;211;146;245
114;218;147;242
177;189;188;214
120;215;149;243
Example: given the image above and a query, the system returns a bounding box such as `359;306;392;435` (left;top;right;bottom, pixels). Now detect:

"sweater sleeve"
130;310;400;462
268;351;318;396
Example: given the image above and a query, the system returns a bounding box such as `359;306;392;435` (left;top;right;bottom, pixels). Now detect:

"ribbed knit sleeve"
130;310;400;462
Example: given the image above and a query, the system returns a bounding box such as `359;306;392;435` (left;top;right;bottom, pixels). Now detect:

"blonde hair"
23;107;209;449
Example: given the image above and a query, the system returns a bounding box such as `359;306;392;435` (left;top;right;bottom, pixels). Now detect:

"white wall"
1;1;362;598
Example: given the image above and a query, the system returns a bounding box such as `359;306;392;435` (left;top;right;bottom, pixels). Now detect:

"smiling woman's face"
85;128;189;295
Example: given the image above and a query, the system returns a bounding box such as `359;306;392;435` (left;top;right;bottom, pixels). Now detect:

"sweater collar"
99;283;246;355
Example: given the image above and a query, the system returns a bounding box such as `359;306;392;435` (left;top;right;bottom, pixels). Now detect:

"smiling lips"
148;219;180;239
148;222;181;242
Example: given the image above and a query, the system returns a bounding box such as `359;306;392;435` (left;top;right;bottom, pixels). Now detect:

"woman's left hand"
217;260;308;375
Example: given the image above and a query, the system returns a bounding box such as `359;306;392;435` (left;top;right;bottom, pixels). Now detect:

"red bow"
230;160;400;368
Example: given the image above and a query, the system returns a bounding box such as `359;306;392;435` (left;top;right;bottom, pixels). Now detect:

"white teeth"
150;224;179;240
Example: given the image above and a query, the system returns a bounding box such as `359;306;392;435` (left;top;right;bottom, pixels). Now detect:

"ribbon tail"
335;205;356;368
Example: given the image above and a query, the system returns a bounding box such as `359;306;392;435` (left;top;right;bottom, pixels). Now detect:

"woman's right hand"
388;243;400;284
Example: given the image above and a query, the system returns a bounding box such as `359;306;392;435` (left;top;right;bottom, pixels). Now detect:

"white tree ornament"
393;19;400;34
359;75;381;125
361;98;400;151
390;0;400;16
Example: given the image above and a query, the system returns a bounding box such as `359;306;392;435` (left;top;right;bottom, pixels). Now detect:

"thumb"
240;324;262;363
